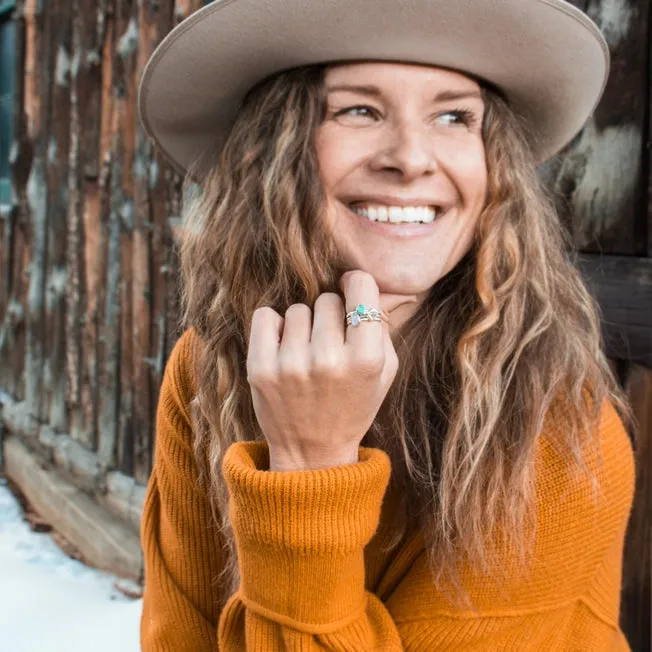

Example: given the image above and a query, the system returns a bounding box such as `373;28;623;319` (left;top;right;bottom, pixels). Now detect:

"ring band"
345;304;385;327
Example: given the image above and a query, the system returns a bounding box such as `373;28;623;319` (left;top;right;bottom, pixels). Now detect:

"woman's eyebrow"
325;84;382;97
433;89;483;103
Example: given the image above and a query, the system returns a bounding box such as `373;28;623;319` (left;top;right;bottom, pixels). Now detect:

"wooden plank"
97;139;121;466
113;0;136;476
4;435;142;581
129;1;152;485
541;0;648;256
23;0;51;421
576;254;652;367
64;0;86;445
74;0;109;451
0;0;29;398
129;0;176;484
44;0;72;434
94;9;115;464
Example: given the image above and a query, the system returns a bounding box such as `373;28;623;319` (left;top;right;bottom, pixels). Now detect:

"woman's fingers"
247;307;284;380
311;293;345;350
249;272;414;382
278;303;312;378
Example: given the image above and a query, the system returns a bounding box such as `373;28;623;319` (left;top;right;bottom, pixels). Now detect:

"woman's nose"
371;122;437;181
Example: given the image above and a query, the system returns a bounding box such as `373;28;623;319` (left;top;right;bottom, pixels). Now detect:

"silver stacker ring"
345;304;385;327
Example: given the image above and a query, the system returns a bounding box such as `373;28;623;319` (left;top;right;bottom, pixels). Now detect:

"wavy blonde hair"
178;64;634;606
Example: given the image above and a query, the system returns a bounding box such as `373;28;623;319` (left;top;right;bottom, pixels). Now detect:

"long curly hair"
178;64;634;606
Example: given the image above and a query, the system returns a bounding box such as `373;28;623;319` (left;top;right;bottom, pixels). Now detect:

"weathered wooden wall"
0;0;649;648
0;0;199;484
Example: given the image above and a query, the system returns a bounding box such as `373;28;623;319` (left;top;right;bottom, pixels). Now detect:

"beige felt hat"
137;0;609;180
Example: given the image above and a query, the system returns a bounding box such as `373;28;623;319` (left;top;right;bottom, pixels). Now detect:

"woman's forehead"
323;61;482;93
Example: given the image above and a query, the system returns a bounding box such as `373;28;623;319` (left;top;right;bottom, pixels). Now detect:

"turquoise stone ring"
345;305;383;327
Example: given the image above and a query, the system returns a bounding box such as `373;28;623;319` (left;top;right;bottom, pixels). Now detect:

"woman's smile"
342;199;454;239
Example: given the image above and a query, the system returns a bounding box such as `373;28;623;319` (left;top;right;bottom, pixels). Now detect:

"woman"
138;0;636;649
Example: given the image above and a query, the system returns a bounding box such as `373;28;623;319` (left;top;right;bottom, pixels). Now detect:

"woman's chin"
371;273;438;297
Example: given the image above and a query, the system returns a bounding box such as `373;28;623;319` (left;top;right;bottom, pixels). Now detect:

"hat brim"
138;0;609;179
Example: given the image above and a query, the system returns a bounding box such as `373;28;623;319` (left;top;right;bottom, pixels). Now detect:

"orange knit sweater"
140;329;635;651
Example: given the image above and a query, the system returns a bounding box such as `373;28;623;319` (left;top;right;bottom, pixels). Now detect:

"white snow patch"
0;478;142;651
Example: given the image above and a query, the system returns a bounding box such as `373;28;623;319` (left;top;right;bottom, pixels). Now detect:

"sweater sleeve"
218;441;404;651
140;331;226;650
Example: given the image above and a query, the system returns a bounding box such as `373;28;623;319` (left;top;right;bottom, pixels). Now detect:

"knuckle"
247;366;277;387
314;292;343;310
253;306;279;321
285;303;311;319
278;355;308;382
312;350;344;377
353;352;384;376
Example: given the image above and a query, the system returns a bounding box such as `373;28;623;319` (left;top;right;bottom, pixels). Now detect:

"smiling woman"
137;1;636;650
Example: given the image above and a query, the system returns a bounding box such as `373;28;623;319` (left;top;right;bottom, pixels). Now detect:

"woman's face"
315;62;487;300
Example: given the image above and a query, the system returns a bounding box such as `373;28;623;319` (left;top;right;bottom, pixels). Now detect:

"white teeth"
352;204;437;224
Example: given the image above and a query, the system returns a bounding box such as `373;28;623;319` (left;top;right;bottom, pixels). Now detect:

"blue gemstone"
356;304;366;315
351;313;361;326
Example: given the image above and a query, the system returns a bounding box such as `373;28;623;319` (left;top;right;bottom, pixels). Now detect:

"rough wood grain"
4;435;142;581
64;0;87;446
95;11;116;465
23;0;50;421
0;0;30;399
576;254;652;367
541;0;648;256
75;0;108;452
44;0;72;435
130;0;176;484
115;0;136;476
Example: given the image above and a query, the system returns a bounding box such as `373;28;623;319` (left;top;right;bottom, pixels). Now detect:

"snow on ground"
0;477;142;652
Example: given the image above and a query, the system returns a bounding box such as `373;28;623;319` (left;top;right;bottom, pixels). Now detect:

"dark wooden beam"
576;253;652;368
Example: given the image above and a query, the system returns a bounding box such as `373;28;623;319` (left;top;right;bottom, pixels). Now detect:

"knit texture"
140;329;635;650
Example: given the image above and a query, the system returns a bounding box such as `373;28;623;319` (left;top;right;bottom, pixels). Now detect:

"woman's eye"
437;109;475;127
334;105;379;120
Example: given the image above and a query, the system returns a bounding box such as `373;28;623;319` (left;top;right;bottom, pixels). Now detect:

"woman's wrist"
268;446;360;471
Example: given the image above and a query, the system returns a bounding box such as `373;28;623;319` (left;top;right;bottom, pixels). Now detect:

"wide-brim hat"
138;0;609;180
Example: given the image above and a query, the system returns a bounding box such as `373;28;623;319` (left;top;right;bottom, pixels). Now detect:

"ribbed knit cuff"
222;441;391;631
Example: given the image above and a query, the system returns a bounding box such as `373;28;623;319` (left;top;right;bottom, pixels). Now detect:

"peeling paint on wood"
116;16;139;59
587;0;637;47
553;120;642;249
548;0;648;256
55;42;72;87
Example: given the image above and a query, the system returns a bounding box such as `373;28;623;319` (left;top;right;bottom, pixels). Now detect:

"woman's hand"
246;270;417;471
